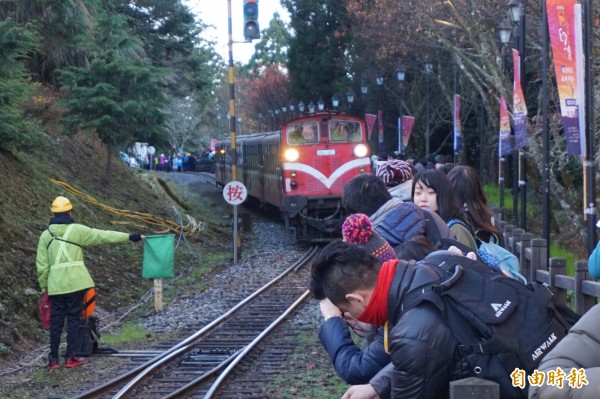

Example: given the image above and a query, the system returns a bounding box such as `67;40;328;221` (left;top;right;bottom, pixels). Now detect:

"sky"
185;0;290;64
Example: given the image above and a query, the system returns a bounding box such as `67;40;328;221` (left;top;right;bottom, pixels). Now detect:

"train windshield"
329;120;362;142
286;122;319;145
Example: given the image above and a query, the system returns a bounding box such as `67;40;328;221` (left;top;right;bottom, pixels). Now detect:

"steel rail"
70;246;318;399
203;290;312;399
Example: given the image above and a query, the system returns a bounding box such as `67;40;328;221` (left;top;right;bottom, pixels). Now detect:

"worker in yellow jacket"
36;196;144;369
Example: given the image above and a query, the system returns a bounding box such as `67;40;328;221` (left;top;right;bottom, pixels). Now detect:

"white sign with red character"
223;181;247;205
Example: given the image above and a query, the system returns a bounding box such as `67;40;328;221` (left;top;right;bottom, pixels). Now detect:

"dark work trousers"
49;290;85;360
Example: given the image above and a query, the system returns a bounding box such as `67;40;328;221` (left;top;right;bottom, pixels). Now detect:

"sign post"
223;181;248;262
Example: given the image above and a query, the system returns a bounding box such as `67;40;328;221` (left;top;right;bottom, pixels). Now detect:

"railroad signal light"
243;0;260;41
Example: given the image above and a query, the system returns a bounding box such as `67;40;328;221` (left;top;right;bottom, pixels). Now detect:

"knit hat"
342;213;397;262
376;160;413;187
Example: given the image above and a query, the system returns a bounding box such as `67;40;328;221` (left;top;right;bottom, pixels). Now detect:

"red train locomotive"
215;111;371;242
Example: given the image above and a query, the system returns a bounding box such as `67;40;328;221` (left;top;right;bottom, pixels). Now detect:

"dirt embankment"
0;105;230;363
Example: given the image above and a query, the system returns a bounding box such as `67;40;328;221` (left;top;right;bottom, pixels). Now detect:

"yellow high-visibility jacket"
36;223;129;295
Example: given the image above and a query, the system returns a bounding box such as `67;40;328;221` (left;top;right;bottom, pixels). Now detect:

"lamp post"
424;62;433;159
289;99;295;118
308;101;315;113
360;80;368;95
507;0;526;229
497;17;512;222
396;66;406;154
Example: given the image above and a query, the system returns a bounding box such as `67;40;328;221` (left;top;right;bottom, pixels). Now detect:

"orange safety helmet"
50;196;73;213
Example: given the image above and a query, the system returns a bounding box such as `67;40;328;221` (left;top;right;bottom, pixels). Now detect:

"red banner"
512;49;528;148
499;96;512;157
547;0;583;155
453;94;462;151
401;116;415;150
365;113;377;141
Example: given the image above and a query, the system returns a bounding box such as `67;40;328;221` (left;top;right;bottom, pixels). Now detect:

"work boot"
47;357;60;369
65;356;85;368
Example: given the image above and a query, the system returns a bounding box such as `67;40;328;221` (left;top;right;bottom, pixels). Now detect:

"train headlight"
284;148;300;162
353;144;368;158
291;172;297;178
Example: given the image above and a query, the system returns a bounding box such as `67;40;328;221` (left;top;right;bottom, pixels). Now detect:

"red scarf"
357;259;398;327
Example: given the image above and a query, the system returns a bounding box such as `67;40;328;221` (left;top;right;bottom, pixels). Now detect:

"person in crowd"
36;196;144;369
309;241;476;399
447;165;503;246
412;169;478;251
394;234;437;261
586;232;600;279
176;154;183;172
342;174;455;249
188;153;196;172
316;213;396;399
158;154;166;171
375;159;414;202
528;303;600;399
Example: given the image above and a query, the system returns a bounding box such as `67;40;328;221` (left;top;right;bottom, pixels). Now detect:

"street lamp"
331;94;340;110
360;80;368;95
308;101;315;113
298;100;305;113
498;18;513;45
317;98;325;112
395;67;406;84
508;0;522;22
376;72;384;87
289;99;295;113
424;61;433;159
346;88;355;105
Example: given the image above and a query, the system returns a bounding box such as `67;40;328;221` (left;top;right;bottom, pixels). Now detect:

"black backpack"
389;251;579;399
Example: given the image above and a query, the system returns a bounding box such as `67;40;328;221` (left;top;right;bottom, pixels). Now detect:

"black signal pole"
227;0;239;263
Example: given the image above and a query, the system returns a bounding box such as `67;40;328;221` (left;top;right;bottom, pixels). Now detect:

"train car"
215;111;371;242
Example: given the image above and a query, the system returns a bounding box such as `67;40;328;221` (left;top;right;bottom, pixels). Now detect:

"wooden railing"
449;219;600;398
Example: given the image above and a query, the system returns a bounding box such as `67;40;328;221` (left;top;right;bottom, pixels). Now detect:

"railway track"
68;246;319;399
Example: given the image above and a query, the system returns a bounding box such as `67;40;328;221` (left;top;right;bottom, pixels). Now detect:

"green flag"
143;234;175;278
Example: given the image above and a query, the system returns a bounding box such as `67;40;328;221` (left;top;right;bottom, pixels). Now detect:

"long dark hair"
447;165;501;239
411;169;461;223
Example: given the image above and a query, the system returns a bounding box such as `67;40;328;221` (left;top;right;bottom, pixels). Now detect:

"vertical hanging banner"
547;0;583;155
365;113;377;142
401;116;415;151
397;117;403;153
512;49;528;148
499;96;512;156
377;110;384;154
453;94;463;151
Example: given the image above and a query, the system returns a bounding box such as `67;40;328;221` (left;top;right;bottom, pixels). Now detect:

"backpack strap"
46;228;83;249
448;218;476;236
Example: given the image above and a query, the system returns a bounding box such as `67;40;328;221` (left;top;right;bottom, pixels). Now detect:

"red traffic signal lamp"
243;0;260;40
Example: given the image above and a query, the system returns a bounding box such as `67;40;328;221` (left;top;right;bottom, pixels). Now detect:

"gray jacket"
528;304;600;399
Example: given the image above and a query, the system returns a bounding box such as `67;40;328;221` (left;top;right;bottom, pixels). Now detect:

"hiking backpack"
447;219;526;283
389;251;579;399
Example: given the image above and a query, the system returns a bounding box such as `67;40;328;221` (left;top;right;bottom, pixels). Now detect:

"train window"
287;122;318;145
329;120;362;142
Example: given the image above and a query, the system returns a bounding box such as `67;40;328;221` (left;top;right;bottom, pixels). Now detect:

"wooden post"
549;258;567;306
449;377;499;399
575;260;595;315
154;279;163;312
528;238;547;282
